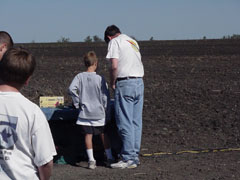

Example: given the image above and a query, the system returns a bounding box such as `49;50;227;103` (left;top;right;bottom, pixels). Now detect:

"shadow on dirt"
43;106;122;166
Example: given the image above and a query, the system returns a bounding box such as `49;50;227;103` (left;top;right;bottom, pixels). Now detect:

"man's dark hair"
104;25;121;43
0;48;36;85
0;31;14;49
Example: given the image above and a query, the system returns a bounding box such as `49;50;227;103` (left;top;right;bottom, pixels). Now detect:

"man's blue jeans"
114;78;144;161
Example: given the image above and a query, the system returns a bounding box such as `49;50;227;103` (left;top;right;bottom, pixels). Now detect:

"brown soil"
18;40;240;180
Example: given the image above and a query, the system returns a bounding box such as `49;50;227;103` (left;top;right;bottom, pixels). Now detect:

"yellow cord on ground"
142;147;240;157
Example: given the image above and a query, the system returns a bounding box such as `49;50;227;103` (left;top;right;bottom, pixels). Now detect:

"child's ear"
24;76;31;85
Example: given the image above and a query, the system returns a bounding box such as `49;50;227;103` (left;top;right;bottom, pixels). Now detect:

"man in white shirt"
0;48;56;180
105;25;144;169
0;31;13;61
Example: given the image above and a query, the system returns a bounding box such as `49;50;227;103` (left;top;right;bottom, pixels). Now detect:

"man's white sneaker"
110;160;137;169
88;160;96;169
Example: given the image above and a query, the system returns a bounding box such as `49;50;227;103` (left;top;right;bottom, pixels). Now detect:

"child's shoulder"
73;72;85;78
8;92;40;112
78;72;105;81
86;72;102;77
95;73;106;80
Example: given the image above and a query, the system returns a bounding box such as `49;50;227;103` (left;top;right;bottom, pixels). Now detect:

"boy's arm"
38;160;53;180
68;75;80;108
32;109;56;180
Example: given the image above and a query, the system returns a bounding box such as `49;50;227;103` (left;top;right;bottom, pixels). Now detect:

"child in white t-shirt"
68;51;114;169
0;48;57;180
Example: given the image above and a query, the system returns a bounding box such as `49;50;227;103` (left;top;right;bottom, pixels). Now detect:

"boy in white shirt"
68;51;114;169
0;48;57;180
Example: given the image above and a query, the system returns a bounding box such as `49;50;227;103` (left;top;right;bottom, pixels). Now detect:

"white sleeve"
106;39;119;59
32;109;57;167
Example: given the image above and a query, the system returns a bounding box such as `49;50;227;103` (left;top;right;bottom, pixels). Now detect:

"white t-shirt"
0;92;57;180
76;117;105;127
106;34;144;78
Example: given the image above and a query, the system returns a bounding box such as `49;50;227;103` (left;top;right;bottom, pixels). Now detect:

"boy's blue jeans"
114;78;144;161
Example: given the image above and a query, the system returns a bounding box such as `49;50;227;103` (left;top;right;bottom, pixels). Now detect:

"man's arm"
109;58;118;90
38;160;53;180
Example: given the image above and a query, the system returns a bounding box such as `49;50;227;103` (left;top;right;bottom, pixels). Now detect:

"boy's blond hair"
83;51;98;68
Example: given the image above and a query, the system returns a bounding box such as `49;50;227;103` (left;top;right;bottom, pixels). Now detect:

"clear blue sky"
1;0;240;43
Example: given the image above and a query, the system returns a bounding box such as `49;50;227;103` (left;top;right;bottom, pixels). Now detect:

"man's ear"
24;76;31;86
0;43;6;52
107;36;112;41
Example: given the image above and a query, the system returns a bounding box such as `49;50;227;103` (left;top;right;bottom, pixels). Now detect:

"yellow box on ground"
40;96;64;108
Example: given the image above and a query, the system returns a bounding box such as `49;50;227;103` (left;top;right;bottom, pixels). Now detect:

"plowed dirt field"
19;39;240;180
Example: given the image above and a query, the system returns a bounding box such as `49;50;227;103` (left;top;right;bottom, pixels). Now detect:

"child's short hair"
0;48;36;85
0;31;14;49
83;51;98;67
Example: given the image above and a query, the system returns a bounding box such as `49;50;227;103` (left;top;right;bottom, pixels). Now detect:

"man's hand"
111;84;116;90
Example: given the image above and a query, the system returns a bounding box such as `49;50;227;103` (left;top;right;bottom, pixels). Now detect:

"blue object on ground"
55;155;67;164
41;107;79;121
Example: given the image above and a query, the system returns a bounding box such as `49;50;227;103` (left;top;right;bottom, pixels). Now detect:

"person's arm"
38;160;53;180
109;58;118;90
32;109;57;180
101;77;111;122
101;77;110;110
68;75;80;108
